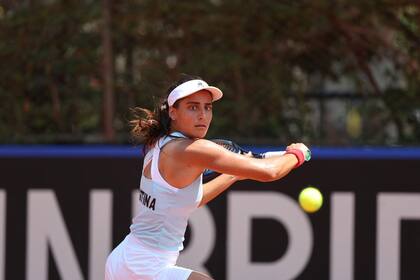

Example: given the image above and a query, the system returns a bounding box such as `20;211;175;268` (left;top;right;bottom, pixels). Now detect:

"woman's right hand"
286;143;309;153
285;143;311;166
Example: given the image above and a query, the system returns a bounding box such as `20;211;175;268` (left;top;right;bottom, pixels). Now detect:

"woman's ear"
169;107;176;121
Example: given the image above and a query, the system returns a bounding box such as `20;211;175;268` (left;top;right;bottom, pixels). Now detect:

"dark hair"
130;74;202;148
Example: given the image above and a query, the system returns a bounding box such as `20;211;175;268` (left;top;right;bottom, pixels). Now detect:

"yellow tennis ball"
299;187;323;213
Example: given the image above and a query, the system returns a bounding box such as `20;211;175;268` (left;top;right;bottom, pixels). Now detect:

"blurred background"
0;0;419;146
1;1;420;280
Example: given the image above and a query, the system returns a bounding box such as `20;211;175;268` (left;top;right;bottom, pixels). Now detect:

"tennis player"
104;74;310;280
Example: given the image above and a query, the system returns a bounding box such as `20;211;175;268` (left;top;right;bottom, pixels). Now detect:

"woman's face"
169;90;213;138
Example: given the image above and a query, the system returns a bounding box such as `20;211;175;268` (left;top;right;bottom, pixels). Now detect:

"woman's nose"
198;108;206;119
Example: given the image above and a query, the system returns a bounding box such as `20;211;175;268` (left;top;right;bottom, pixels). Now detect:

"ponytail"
129;73;202;149
129;99;171;148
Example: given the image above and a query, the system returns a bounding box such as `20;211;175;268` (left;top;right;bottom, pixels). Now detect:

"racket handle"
262;151;286;158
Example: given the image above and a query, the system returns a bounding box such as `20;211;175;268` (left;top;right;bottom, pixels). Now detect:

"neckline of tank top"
168;131;188;139
157;131;188;150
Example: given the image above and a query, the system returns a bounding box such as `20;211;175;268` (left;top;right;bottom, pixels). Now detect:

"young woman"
105;75;310;280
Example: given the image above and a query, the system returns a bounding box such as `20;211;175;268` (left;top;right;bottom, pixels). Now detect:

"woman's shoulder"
165;138;203;150
166;138;228;164
161;137;217;158
168;137;214;150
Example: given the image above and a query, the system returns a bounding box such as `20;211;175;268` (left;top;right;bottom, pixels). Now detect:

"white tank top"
130;132;203;251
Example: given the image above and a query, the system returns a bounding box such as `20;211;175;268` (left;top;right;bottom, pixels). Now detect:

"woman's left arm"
199;152;252;207
199;174;241;207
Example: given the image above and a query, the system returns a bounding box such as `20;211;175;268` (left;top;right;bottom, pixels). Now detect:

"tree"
0;0;418;145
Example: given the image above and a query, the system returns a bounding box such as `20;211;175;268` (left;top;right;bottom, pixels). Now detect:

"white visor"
167;79;223;106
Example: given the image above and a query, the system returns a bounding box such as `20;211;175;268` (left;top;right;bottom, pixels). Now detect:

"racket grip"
263;151;286;158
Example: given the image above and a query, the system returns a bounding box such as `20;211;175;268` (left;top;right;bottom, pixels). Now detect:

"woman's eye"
205;106;212;111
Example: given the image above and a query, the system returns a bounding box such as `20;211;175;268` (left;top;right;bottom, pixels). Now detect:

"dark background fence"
1;147;420;280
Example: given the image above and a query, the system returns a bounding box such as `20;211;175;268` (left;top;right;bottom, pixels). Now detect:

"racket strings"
211;139;242;154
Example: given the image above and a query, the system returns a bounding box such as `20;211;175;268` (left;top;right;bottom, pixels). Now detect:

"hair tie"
160;103;168;111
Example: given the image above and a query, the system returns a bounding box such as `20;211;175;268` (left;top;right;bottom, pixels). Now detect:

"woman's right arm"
173;139;304;182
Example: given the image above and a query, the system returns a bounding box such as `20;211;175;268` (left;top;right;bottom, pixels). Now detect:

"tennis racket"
211;139;286;158
203;139;286;176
